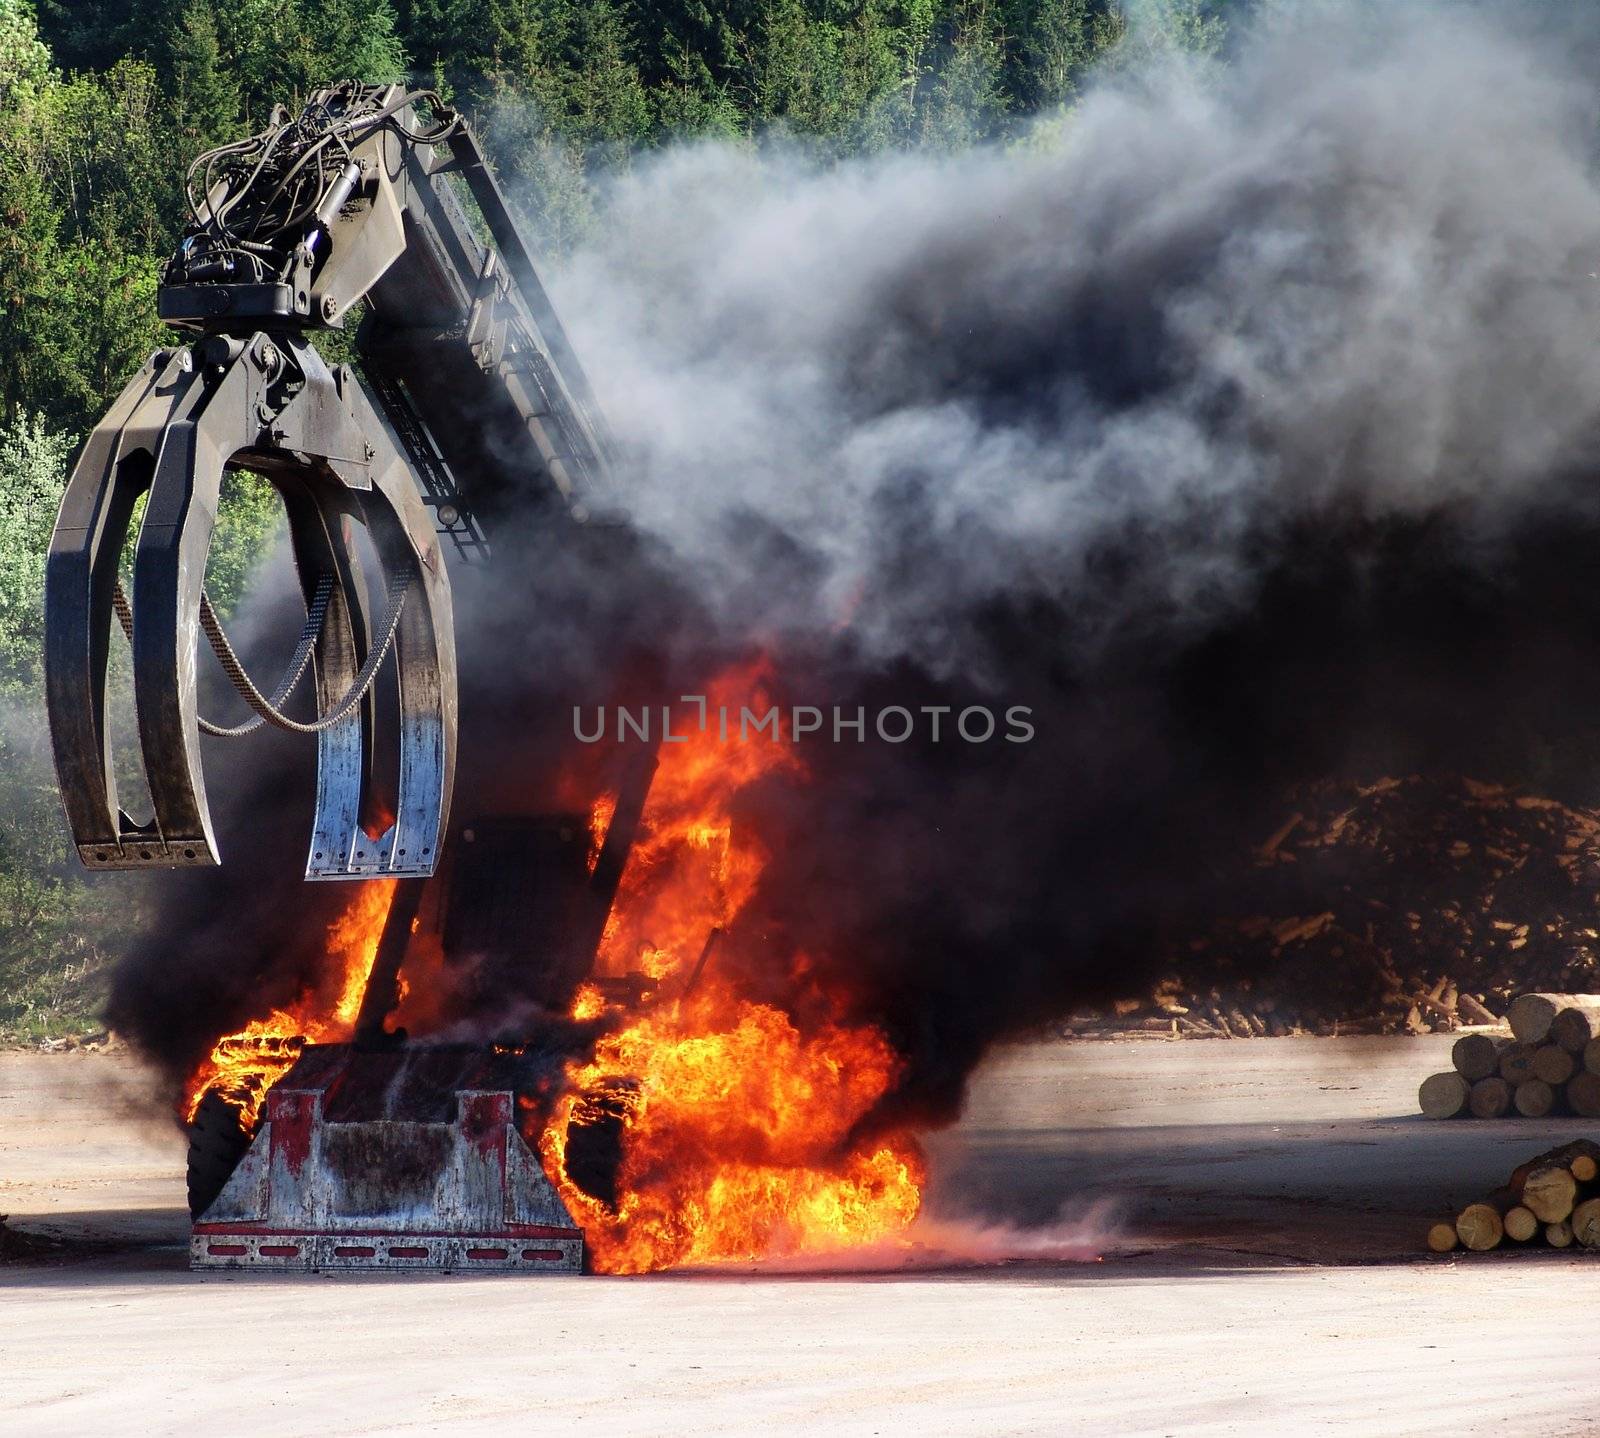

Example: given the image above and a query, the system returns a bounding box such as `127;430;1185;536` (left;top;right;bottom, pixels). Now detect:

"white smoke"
677;1198;1126;1273
549;2;1600;684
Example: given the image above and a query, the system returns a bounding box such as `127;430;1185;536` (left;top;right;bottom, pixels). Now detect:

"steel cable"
111;570;409;737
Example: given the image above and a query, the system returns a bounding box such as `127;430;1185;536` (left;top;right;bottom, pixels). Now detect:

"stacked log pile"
1428;1140;1600;1252
1419;995;1600;1118
1065;775;1600;1039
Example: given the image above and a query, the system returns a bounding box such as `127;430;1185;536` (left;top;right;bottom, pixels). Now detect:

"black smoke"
108;2;1600;1137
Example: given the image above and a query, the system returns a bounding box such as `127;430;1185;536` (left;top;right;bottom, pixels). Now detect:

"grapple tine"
130;356;256;865
45;349;207;869
279;481;377;880
352;476;456;880
279;343;455;879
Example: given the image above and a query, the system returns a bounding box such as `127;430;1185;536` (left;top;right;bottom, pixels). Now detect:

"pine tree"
913;1;1008;150
306;0;409;86
166;0;239;147
998;0;1118;111
527;0;649;146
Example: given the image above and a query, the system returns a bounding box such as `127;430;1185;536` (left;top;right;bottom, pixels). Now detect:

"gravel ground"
3;1036;1597;1437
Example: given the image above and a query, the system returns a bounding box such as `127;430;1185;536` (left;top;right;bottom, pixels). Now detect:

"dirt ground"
4;1035;1600;1436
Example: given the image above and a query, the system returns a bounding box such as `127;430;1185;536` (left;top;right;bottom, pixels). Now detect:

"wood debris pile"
1066;775;1600;1039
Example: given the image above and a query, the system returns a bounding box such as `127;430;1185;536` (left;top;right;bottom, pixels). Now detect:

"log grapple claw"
45;333;456;879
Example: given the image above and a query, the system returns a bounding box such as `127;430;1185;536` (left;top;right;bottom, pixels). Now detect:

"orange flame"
178;660;924;1273
539;661;924;1272
587;793;616;873
541;979;923;1272
593;661;800;981
181;879;396;1126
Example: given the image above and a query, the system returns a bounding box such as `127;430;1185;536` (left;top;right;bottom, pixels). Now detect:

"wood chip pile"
1065;775;1600;1039
1428;1139;1600;1252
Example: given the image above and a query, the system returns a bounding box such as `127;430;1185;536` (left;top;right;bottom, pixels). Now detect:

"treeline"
3;0;1233;432
41;1;1223;143
0;0;1227;1039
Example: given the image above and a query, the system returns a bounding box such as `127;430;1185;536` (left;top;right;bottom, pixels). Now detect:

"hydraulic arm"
45;82;614;880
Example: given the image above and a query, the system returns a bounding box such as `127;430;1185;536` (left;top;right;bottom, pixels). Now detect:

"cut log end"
1456;1203;1504;1251
1566;1071;1600;1120
1510;994;1560;1046
1532;1045;1577;1087
1513;1079;1556;1119
1426;1221;1459;1253
1571;1197;1600;1248
1521;1165;1578;1224
1468;1076;1511;1120
1546;1220;1575;1249
1503;1204;1539;1242
1419;1071;1470;1120
1551;1006;1600;1054
1498;1043;1536;1086
1451;1033;1501;1082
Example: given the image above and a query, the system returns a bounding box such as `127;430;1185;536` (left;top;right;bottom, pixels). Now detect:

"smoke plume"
110;2;1600;1135
558;2;1600;678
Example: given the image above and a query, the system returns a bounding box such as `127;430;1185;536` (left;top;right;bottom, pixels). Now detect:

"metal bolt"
321;295;340;321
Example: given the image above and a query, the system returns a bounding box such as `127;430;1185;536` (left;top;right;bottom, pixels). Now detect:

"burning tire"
186;1089;255;1219
562;1078;639;1209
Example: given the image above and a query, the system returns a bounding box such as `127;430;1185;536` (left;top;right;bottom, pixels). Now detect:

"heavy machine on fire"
42;83;651;1272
